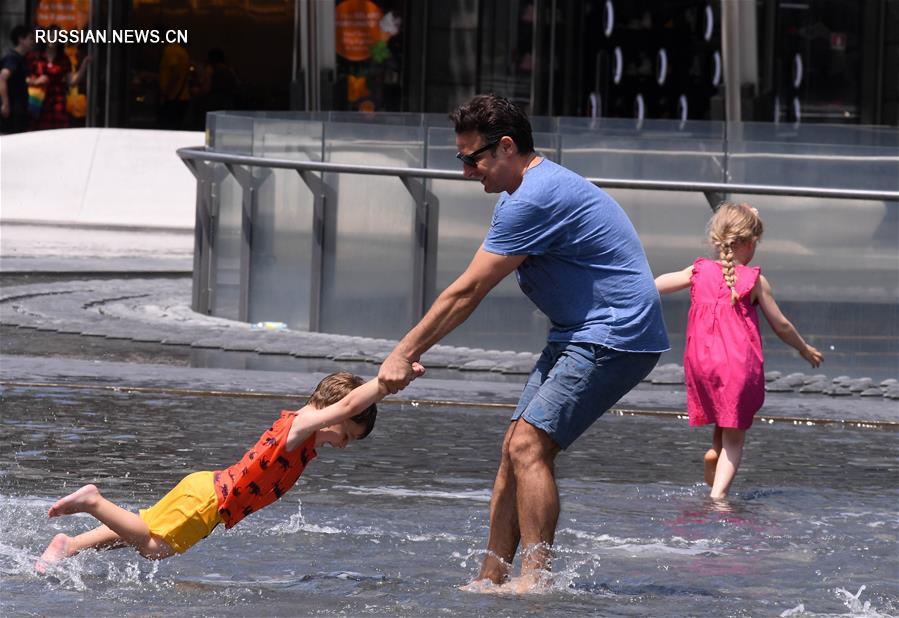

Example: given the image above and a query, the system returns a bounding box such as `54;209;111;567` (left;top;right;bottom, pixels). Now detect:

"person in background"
189;48;239;128
158;30;190;129
0;25;36;134
27;25;90;131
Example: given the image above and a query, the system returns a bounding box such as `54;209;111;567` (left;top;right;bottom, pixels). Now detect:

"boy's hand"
802;345;823;368
411;362;426;378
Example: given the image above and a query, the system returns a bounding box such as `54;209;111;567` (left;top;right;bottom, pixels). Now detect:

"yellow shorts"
139;471;222;554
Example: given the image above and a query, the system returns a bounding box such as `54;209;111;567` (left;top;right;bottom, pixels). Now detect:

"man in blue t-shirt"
379;94;669;592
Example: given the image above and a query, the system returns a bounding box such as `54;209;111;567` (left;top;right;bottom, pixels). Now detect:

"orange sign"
335;0;384;62
35;0;90;30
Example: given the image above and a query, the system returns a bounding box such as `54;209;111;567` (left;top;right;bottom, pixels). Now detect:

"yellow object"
66;87;86;118
138;471;221;553
347;74;370;102
159;43;190;102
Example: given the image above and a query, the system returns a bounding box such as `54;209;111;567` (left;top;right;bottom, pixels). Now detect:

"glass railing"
180;112;898;378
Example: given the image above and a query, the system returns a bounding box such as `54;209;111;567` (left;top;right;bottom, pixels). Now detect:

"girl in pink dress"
655;203;822;499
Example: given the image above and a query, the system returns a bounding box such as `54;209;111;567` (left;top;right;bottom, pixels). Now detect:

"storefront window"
332;0;405;112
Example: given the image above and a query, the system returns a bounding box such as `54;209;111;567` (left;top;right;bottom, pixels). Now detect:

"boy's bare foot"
35;533;71;573
703;449;719;486
48;484;100;517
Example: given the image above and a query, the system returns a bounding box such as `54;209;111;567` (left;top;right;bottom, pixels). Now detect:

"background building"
4;0;897;129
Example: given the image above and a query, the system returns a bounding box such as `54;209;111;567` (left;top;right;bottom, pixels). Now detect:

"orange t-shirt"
213;411;317;528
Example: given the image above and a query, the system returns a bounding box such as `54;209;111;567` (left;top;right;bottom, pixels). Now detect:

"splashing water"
833;585;891;618
266;501;341;536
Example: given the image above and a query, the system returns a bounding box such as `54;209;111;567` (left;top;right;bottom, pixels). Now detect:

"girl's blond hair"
707;202;764;304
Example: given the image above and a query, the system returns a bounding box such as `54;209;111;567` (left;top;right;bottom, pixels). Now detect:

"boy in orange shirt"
35;369;422;571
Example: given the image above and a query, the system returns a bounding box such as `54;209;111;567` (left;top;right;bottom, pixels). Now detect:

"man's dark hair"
10;25;33;47
449;94;534;155
307;371;377;439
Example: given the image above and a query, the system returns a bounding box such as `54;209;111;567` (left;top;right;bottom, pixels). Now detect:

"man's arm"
379;247;526;393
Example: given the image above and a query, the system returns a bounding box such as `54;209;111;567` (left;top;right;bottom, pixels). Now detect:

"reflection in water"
0;385;896;616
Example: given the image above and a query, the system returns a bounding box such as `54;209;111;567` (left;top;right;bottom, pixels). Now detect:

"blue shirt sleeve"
483;197;559;256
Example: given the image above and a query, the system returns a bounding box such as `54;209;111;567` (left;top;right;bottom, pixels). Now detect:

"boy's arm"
286;367;424;450
755;275;823;367
654;265;693;295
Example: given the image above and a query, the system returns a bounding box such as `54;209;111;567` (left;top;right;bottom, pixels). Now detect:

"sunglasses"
456;140;499;166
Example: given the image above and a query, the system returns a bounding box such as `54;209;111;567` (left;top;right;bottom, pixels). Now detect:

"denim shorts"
511;342;660;449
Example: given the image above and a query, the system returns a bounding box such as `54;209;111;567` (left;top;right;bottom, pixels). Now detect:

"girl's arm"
286;365;424;449
754;275;823;367
654;265;693;295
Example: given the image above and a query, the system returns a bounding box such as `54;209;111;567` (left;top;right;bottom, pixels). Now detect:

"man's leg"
476;423;522;584
508;419;561;579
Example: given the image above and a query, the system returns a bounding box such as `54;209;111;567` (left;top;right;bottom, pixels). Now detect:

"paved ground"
1;221;896;426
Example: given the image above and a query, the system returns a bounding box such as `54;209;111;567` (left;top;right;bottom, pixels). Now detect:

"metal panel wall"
247;118;323;329
199;112;898;379
319;118;426;339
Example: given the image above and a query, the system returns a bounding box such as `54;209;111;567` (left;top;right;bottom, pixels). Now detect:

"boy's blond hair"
707;202;764;305
307;372;377;439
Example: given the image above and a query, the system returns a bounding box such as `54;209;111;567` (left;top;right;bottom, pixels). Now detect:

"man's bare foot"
703;449;719;486
492;573;552;595
48;484;100;517
35;533;71;573
460;578;500;593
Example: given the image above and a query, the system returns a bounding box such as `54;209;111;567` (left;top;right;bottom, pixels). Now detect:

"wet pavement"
1;222;896;616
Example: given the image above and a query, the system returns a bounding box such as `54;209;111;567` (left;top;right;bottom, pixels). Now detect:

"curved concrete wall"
0;128;203;229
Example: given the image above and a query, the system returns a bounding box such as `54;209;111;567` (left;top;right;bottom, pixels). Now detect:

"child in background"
655;203;822;499
36;368;423;572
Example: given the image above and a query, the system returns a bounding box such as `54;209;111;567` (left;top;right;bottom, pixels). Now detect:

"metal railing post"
297;169;328;332
225;163;258;322
180;158;220;314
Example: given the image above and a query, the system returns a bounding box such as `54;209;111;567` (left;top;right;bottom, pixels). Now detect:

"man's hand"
379;349;419;394
1;102;9;118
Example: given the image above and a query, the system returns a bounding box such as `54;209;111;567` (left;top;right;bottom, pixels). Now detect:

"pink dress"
685;257;764;429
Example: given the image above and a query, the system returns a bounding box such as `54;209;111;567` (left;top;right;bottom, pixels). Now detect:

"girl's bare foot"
703;449;719;486
35;533;71;573
48;484;100;517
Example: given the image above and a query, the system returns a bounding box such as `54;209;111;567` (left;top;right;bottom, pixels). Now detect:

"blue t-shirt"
483;158;669;353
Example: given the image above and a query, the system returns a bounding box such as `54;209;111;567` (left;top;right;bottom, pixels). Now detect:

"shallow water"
1;385;896;616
